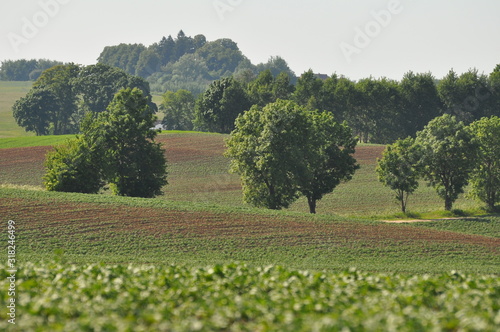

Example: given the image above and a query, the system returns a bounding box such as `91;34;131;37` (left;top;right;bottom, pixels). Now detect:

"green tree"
293;70;324;109
399;72;442;137
194;77;251;133
14;63;156;135
43;136;104;194
33;63;80;134
415;114;478;211
135;46;161;78
160;89;195;130
376;137;421;213
256;56;296;83
225;101;305;210
246;70;295;107
44;88;167;198
97;43;146;75
351;78;402;144
298;111;359;214
226;99;358;213
12;87;58;135
438;69;492;123
488;65;500;117
247;69;274;107
468;116;500;211
195;38;244;77
96;88;168;197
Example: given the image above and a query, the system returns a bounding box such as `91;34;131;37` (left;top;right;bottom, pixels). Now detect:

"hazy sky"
1;0;499;81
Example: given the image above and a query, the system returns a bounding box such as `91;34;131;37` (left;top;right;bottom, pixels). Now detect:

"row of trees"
44;88;167;198
161;66;500;144
12;63;156;135
377;115;500;212
0;59;64;81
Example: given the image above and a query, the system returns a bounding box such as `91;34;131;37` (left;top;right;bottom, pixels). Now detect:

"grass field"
0;81;33;138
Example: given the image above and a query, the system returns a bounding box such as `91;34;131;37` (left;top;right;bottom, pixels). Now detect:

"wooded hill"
96;30;297;94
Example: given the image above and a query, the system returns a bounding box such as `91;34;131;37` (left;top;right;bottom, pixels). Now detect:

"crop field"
1;262;499;331
0;132;479;217
1;186;499;273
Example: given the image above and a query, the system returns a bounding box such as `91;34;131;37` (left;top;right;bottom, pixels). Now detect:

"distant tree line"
0;59;64;81
12;63;156;135
162;65;500;144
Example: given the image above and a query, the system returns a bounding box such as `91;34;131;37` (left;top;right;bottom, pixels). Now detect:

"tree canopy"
468;116;500;211
13;63;156;135
415;114;478;211
194;77;251;133
225;99;358;213
376;137;421;213
44;88;167;198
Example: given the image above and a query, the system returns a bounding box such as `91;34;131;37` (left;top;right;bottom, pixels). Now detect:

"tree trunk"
399;190;406;214
307;196;317;214
445;196;453;211
487;192;496;212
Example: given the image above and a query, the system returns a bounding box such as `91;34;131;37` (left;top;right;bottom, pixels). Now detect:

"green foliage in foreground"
0;262;498;331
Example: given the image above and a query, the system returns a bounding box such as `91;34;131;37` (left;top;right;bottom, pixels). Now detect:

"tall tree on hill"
135;46;161;78
32;63;80;134
12;87;58;136
468;116;500;211
376;137;421;213
44;88;168;198
194;77;251;133
226;99;358;213
416;114;478;211
157;35;176;66
95;88;167;197
196;39;244;77
399;72;442;137
174;30;195;61
438;69;492;123
247;70;275;107
97;43;146;75
297;111;359;214
160;89;196;130
293;70;324;109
